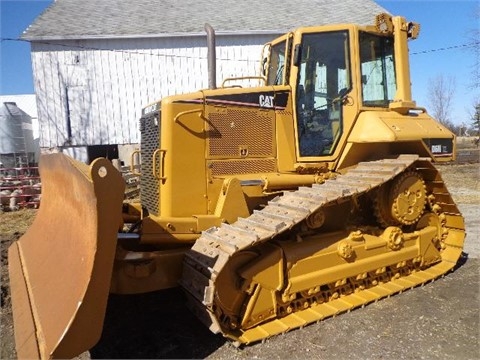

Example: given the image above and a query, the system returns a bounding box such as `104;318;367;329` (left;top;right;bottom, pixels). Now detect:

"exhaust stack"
205;23;217;89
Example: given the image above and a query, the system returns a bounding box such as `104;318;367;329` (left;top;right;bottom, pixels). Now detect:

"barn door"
65;86;90;145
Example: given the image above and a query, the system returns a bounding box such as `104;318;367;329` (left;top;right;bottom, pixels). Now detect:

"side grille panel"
207;108;275;158
209;159;276;176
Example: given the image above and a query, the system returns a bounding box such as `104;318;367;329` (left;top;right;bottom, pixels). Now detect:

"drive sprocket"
374;170;427;227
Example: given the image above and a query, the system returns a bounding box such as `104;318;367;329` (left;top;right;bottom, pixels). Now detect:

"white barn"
23;0;387;164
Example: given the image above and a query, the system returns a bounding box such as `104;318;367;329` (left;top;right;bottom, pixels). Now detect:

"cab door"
292;29;355;163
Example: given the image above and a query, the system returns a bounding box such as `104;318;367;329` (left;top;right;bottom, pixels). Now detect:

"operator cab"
264;14;416;163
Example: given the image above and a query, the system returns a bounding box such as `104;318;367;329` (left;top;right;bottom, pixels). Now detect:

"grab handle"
130;150;141;176
152;149;167;181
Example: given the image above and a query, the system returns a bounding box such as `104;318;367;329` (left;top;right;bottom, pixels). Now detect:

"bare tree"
468;4;480;89
427;74;456;129
471;99;480;136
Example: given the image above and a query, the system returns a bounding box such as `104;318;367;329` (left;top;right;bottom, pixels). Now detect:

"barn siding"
31;34;276;149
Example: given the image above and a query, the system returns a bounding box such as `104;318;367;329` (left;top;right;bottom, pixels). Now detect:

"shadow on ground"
89;252;473;359
90;288;226;359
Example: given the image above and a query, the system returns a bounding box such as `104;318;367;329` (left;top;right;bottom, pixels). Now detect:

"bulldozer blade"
8;153;125;359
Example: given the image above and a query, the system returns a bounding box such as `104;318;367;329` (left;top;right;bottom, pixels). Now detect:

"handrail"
173;108;204;123
221;76;267;88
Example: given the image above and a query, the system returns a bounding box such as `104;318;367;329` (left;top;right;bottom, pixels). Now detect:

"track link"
180;155;465;344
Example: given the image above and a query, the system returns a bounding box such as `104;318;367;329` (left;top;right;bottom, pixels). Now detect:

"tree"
427;74;456;130
468;4;480;89
471;99;480;136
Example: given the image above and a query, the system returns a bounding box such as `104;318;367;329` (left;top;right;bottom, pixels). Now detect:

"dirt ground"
1;161;478;359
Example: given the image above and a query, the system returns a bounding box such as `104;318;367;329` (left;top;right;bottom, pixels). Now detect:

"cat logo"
259;94;274;108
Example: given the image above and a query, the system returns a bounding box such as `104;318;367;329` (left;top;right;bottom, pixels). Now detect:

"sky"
0;0;479;126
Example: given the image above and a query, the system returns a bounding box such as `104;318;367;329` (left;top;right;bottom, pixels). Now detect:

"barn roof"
23;0;388;40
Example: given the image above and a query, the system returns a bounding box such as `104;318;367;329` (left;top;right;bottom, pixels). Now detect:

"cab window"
360;32;396;107
267;41;287;85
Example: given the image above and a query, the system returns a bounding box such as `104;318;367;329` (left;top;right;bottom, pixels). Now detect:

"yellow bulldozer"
8;13;465;359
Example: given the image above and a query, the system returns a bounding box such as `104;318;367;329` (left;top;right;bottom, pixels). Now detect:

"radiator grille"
208;108;274;158
140;111;160;215
210;158;276;176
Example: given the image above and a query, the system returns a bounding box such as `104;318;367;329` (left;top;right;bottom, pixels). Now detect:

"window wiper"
274;65;284;85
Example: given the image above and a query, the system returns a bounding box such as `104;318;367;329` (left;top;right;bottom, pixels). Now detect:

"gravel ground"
1;162;478;359
90;161;480;360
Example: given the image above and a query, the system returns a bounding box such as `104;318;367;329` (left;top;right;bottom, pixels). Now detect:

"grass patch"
0;209;37;239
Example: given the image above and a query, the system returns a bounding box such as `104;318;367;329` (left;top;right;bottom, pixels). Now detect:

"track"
180;155;465;345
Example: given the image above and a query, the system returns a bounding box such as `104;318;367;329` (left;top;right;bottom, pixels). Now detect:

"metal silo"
0;102;36;167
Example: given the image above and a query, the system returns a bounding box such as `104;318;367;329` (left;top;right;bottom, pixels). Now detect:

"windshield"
267;41;287;85
296;31;350;157
360;32;396;107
